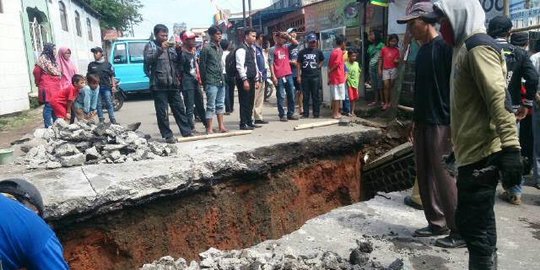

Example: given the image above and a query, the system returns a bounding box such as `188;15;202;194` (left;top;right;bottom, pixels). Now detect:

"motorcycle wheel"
264;82;274;101
113;91;125;111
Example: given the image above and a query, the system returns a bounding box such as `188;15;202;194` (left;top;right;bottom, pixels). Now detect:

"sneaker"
287;115;299;120
435;234;467;248
498;191;522;205
254;120;269;124
165;137;177;144
248;123;262;128
280;117;288;122
404;195;423;210
239;125;254;130
414;226;450;237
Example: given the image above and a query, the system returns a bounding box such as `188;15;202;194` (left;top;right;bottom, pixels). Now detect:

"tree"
83;0;143;32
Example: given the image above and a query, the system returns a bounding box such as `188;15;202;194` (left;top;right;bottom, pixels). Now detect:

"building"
0;0;33;114
47;0;101;73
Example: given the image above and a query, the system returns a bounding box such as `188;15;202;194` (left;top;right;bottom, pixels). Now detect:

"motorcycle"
264;78;275;101
113;79;126;111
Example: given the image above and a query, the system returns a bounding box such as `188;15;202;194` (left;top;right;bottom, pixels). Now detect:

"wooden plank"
353;118;387;128
176;130;253;142
293;120;340;131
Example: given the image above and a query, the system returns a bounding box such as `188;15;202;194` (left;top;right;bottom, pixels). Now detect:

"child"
379;34;400;111
74;74;100;122
49;74;85;121
346;50;361;117
328;35;347;119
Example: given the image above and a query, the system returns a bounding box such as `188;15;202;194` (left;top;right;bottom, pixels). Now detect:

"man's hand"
65;113;71;121
272;76;278;86
497;148;523;189
255;81;260;89
112;86;118;93
243;80;250;91
515;106;528;121
161;41;169;49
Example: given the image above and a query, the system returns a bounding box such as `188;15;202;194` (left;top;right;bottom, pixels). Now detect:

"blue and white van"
109;38;150;93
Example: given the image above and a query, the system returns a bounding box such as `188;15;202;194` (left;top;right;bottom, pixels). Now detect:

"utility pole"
248;0;252;27
504;0;510;16
242;0;247;29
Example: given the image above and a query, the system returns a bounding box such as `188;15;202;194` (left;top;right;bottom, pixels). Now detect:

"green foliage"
83;0;143;31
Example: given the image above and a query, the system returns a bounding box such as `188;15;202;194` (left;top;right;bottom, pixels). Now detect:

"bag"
225;49;237;78
143;41;157;77
501;44;518;86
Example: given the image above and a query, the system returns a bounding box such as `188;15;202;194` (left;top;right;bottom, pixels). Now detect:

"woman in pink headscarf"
49;47;80;120
57;47;78;89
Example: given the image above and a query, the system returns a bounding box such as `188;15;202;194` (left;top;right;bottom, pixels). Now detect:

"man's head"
336;34;346;50
274;32;288;45
153;24;169;44
90;46;103;61
510;32;529;48
244;28;257;45
287;28;297;39
0;179;44;217
397;2;437;42
86;73;100;90
256;32;265;46
208;26;222;43
306;33;318;48
487;15;513;39
72;74;86;89
181;30;197;49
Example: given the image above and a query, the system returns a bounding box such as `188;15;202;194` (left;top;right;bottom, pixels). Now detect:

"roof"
250;6;300;25
72;0;101;19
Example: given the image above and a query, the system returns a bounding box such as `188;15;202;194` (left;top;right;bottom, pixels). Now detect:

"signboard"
481;0;506;23
510;0;540;29
305;0;360;32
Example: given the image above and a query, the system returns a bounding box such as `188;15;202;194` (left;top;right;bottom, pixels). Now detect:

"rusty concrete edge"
41;129;381;226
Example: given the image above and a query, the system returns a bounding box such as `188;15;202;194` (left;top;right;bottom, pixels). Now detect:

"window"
0;0;3;13
128;42;146;63
59;1;68;31
113;43;127;64
75;11;81;36
86;18;93;41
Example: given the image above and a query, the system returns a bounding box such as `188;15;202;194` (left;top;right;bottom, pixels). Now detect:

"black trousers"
301;76;321;117
181;87;206;130
152;90;192;138
456;156;498;269
236;79;255;127
520;114;533;173
194;87;207;127
225;76;236;113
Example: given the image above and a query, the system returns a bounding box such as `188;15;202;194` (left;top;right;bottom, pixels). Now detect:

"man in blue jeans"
200;26;228;134
88;46;118;124
269;32;299;121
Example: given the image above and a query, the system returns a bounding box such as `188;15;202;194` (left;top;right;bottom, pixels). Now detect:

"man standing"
200;26;228;134
297;33;324;118
328;35;347;119
87;46;118;124
530;39;540;190
397;2;464;248
287;28;302;116
269;31;299;122
179;30;207;132
430;1;522;268
253;32;269;125
487;16;539;205
144;24;192;142
235;28;260;130
0;178;69;270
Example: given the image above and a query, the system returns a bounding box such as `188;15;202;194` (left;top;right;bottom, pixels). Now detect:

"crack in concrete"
80;167;98;195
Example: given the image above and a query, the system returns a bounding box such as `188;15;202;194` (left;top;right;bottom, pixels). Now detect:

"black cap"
487;16;513;38
510;32;529;46
90;46;103;53
0;178;44;217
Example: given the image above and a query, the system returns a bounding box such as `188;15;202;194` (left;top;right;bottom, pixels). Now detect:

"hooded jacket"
434;0;520;166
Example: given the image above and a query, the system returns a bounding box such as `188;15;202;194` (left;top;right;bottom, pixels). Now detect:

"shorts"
330;84;346;101
382;68;398;81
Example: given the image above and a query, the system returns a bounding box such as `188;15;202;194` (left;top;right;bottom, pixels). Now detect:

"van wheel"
113;91;125;111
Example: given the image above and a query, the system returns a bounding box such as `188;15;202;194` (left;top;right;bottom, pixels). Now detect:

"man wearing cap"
179;30;207;132
430;1;523;268
200;26;228;134
144;24;192;142
0;178;69;270
297;33;324;118
487;15;539;205
88;46;118;124
397;2;464;249
287;28;303;116
269;31;299;121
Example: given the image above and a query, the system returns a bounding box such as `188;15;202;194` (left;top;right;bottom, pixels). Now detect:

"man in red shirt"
269;32;299;121
328;35;347;119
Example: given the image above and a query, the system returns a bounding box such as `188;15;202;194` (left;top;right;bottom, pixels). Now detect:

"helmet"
0;178;44;217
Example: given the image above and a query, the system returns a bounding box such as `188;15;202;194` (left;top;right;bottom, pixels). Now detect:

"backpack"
501;44;519;86
225;49;237;78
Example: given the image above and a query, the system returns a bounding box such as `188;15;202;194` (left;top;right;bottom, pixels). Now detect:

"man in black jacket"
144;24;192;142
487;16;539;205
235;28;260;130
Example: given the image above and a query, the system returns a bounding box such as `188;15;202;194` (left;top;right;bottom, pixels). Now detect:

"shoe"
248;124;262;128
239;125;254;130
254;120;269;124
301;114;309;118
111;119;118;125
404;196;423;210
313;115;320;118
498;191;522;205
435;234;467;248
414;226;450;237
280;117;288;122
165;137;177;144
287;115;299;120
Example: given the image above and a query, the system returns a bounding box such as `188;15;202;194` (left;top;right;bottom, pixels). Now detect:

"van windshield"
129;42;146;63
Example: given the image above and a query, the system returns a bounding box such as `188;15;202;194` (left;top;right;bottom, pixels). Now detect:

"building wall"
48;0;101;74
0;0;31;115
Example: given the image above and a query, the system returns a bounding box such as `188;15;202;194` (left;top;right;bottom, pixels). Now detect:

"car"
109;38;151;94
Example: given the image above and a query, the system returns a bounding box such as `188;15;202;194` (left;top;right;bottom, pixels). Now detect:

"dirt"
0;108;43;148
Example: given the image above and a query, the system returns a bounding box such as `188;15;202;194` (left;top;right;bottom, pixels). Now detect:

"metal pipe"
248;0;252;27
504;0;510;17
242;0;246;29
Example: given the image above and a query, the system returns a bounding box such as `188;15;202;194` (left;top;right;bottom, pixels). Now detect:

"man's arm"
83;88;91;113
318;50;325;68
27;234;69;270
235;48;247;80
143;42;163;66
199;48;208;85
520;50;539;107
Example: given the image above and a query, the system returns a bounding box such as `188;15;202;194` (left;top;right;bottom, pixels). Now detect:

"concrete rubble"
15;119;176;169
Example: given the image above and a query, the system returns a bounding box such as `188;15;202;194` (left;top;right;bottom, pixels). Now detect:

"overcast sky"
133;0;272;38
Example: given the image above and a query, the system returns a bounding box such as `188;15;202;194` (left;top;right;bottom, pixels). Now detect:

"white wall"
48;0;101;74
0;0;31;115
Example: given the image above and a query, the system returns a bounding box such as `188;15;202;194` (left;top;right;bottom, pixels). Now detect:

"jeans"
152;90;192;138
533;103;540;185
276;75;295;118
369;65;382;102
43;102;56;128
205;84;225;119
301;76;321;117
97;88;116;123
455;157;498;269
342;84;351;114
236;78;256;127
225;75;235;112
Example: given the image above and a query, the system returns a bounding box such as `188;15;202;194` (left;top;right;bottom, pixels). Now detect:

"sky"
133;0;273;38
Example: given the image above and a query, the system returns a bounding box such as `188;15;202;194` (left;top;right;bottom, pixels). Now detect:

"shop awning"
249;6;300;26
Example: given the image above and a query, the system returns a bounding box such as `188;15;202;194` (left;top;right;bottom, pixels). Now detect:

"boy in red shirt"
328;35;347;119
49;74;86;121
379;34;400;110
